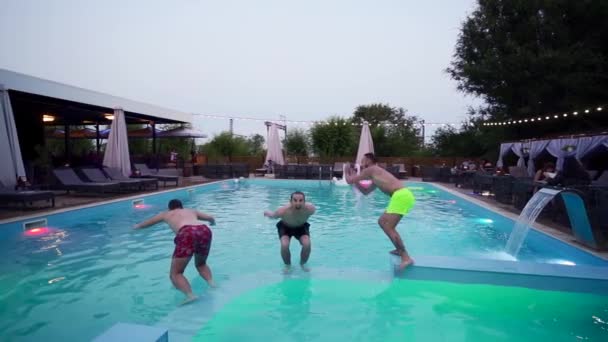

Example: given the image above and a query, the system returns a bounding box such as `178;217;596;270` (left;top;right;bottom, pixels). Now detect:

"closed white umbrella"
102;108;131;177
0;86;25;187
355;121;374;166
265;123;285;166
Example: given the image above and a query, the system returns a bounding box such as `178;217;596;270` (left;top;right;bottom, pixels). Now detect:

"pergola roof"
0;68;193;125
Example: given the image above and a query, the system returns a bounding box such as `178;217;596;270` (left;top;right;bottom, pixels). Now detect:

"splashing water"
505;188;560;257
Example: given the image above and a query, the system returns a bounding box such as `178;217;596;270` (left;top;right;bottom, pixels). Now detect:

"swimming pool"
0;179;606;341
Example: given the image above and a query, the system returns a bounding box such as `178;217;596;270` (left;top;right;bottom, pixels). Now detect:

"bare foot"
397;257;414;271
180;294;198;306
300;264;310;272
208;280;217;288
389;249;400;256
283;265;292;274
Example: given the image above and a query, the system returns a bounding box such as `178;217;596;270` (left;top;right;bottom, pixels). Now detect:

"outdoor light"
554;115;559;118
524;119;528;122
531;118;535;122
42;114;55;122
518;120;522;123
573;111;578;115
537;117;542;120
585;109;590;113
598;107;603;111
104;114;115;120
562;145;576;152
546;116;550;119
563;113;568;117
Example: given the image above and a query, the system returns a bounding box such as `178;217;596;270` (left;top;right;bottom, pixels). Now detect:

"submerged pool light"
24;227;52;236
477;218;494;224
132;199;149;209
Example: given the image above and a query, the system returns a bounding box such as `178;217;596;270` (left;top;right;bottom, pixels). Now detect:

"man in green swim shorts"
345;153;416;270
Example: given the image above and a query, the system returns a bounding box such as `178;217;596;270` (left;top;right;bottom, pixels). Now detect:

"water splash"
505;189;560;257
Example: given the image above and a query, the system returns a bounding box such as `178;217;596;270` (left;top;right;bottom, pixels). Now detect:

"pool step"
93;323;168;342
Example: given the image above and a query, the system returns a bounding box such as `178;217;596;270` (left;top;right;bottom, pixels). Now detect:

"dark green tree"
283;128;309;156
247;134;266;156
351;104;421;156
199;132;249;161
310;116;355;157
447;0;608;139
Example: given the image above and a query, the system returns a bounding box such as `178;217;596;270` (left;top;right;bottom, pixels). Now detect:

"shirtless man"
264;191;316;272
134;199;216;303
345;153;416;270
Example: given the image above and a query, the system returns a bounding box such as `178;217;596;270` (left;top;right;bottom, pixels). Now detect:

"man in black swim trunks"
264;191;316;272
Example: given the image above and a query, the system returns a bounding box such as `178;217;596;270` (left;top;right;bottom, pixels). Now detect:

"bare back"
163;209;205;234
366;165;404;195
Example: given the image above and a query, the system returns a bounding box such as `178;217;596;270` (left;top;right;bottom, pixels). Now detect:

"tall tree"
310;116;355;157
283;128;309;156
351;104;421;156
247;134;265;156
447;0;608;139
199;132;248;161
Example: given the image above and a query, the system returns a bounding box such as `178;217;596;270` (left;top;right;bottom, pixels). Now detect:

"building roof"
0;68;193;124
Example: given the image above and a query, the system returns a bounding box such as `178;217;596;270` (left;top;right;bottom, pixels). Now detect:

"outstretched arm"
345;166;369;184
134;212;165;229
264;205;288;219
196;211;216;225
305;203;316;215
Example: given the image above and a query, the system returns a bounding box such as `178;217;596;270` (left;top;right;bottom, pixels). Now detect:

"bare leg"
378;213;413;270
298;235;311;271
280;236;292;272
170;257;197;302
195;253;215;288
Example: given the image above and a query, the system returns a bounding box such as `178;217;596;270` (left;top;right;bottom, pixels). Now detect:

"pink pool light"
24;227;52;236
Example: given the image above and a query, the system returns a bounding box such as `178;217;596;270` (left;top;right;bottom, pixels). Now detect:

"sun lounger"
133;163;179;186
80;168;144;192
0;181;55;208
52;168;121;194
104;167;158;190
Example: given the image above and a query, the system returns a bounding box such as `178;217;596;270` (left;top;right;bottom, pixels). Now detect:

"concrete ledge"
93;323;168;342
398;255;608;295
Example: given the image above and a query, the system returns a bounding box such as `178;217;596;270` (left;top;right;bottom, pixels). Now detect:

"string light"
192;113;461;127
482;104;605;127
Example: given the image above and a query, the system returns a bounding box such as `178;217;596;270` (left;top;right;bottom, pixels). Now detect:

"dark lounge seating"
52;168;121;194
80;168;144;192
0;181;55;208
133;163;179;186
104;167;158;190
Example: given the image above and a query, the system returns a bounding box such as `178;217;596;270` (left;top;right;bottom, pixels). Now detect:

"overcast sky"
0;0;482;142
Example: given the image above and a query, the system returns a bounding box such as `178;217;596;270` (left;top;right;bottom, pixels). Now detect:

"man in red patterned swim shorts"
135;199;216;303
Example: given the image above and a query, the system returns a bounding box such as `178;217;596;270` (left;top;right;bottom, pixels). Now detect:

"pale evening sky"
0;0;482;142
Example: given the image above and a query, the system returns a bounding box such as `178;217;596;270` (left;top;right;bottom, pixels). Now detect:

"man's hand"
264;210;274;218
208;217;216;226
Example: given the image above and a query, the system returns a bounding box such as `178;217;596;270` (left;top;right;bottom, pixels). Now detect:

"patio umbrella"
265;123;285;165
355;121;375;166
102;108;131;177
0;86;25;187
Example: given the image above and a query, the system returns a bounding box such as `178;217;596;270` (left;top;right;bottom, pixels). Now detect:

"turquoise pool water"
0;180;606;341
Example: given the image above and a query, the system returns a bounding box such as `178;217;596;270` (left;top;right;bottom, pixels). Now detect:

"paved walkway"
0;176;214;221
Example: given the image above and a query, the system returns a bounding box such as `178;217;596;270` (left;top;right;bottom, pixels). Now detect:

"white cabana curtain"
496;143;513;167
355;122;374;166
575;135;607;161
102;108;131;177
265;123;285;166
546;138;578;171
0;85;26;188
510;142;527;168
527;140;550;176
